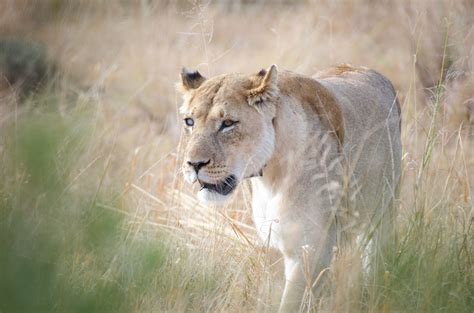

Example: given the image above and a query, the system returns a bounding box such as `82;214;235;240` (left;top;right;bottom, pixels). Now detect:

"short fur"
178;64;402;312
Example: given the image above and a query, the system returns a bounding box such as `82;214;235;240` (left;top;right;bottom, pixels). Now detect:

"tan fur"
278;72;345;147
178;65;402;312
316;63;402;132
313;63;361;78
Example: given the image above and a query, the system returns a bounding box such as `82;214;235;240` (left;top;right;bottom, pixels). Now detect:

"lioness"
178;64;401;312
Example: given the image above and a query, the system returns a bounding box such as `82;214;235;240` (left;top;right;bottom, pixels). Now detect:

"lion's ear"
248;64;279;106
178;67;206;92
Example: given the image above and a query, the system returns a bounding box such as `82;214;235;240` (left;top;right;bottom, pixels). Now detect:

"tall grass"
0;99;238;312
1;1;473;312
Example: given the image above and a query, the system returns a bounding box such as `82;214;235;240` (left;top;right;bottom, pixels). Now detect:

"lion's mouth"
199;175;237;196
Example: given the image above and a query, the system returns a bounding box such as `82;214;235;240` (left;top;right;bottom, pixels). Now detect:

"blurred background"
0;1;473;312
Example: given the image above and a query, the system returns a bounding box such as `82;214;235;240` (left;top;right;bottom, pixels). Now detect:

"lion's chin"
197;188;233;205
195;174;238;206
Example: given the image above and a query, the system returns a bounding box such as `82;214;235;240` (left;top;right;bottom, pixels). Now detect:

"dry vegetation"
0;1;473;312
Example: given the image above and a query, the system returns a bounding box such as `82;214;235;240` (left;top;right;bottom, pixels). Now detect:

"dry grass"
1;1;473;312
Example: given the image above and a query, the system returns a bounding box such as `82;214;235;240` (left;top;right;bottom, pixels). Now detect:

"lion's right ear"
178;67;206;93
247;64;279;106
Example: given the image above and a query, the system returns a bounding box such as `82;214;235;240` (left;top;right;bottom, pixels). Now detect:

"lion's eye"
220;119;238;131
184;118;194;127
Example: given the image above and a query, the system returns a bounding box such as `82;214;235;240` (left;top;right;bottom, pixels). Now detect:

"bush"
0;38;53;97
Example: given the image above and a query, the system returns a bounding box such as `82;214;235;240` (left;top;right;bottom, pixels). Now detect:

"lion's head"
178;65;279;204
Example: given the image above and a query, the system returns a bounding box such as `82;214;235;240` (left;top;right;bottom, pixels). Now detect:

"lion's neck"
254;91;340;196
257;95;311;193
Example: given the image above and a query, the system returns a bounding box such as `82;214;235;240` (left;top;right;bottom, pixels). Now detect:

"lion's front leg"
278;222;336;313
278;256;304;313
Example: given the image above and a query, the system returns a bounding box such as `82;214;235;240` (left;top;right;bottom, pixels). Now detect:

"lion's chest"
251;179;283;250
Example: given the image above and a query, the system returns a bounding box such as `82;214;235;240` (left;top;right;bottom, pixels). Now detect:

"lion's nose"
187;159;210;174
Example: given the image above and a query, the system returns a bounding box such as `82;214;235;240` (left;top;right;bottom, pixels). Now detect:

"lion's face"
178;66;279;204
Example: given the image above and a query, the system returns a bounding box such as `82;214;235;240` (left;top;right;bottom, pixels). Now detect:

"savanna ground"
0;1;473;312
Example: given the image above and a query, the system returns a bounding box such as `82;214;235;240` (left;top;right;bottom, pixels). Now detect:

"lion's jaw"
196;176;237;204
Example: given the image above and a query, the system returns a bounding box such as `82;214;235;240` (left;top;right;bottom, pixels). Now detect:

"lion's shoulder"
277;71;345;146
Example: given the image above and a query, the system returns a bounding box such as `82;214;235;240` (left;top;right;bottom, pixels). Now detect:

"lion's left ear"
178;67;206;93
248;64;279;106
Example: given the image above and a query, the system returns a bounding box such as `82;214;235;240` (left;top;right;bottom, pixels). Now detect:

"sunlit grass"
0;100;236;312
0;1;473;312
